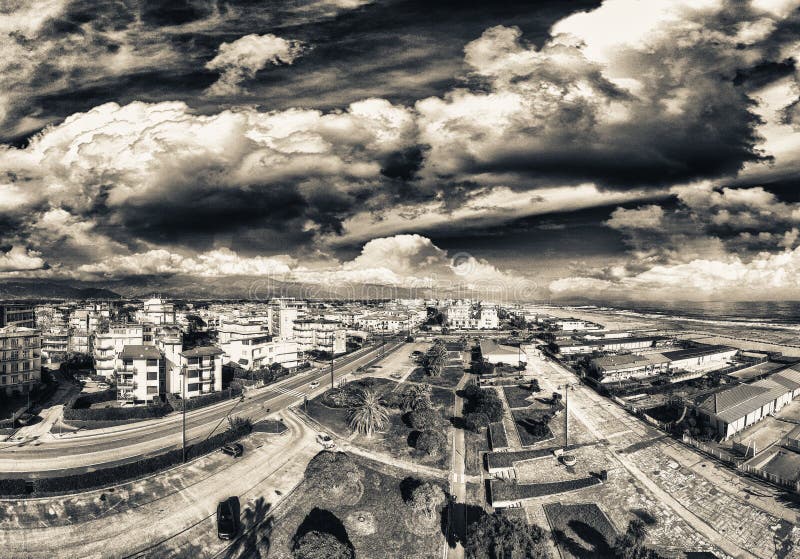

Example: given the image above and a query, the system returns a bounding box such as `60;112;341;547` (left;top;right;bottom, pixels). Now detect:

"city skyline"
2;0;800;302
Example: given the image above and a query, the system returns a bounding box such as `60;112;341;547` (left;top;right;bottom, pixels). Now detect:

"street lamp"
180;364;187;463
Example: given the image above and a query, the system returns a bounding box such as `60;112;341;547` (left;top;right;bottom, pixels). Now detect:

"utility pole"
181;364;187;463
564;384;569;449
330;331;335;389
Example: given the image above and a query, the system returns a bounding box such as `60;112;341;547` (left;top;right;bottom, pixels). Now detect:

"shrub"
305;451;363;498
166;386;242;412
415;429;446;457
409;481;445;521
463;388;504;423
409;405;440;431
293;530;354;559
63;397;172;422
464;412;490;432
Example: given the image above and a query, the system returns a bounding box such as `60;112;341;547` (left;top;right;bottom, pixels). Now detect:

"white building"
137;298;176;325
479;339;527;367
443;302;499;330
221;333;299;371
0;326;41;396
218;319;270;344
173;347;224;398
270;299;305;340
293;318;347;355
93;324;145;378
117;345;164;404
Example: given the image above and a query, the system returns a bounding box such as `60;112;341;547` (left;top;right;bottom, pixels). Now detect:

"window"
146;386;158;395
11;375;17;384
123;359;133;367
147;371;158;381
187;383;200;392
146;359;158;367
0;376;5;385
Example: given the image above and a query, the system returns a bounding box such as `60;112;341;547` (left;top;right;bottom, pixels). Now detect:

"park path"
446;373;470;559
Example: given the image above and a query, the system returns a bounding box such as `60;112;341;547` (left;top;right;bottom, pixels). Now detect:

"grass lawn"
306;379;453;470
268;454;446;559
543;502;618;559
488;422;508;450
407;365;465;389
490;477;601;504
502;385;537;408
512;408;555;447
464;429;489;475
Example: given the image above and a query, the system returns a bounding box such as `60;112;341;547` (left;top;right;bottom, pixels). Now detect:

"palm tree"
401;383;431;411
348;389;389;438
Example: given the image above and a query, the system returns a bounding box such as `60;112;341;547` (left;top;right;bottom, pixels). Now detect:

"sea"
558;300;800;331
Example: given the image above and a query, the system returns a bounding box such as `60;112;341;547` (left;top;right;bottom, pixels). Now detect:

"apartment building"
293;318;346;355
93;324;144;378
0;326;41;396
270;299;306;340
117;345;165;404
358;313;410;334
443;302;499;330
218;319;269;344
136;297;176;325
173;347;224;397
221;333;299;371
0;305;36;329
41;328;70;363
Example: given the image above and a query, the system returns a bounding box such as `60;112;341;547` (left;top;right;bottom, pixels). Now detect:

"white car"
316;433;336;449
309;381;320;388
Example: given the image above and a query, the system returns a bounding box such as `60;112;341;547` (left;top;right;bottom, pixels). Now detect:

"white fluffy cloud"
206;34;305;96
78;248;294;277
0;246;47;273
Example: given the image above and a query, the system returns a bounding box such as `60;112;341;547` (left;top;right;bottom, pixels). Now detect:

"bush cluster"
462;385;504;423
166;386;242;412
0;422;253;497
63;397;173;422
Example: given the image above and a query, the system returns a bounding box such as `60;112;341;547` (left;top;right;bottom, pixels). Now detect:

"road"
0;410;319;559
447;372;469;559
0;339;405;476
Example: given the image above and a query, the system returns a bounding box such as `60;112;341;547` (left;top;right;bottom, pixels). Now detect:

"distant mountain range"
0;276;481;301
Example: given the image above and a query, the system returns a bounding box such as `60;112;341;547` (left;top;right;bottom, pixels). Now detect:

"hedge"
0;422;253;497
68;389;117;409
166;386;242;412
63;399;172;422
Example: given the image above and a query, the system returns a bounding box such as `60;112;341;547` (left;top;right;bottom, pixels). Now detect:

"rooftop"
120;345;162;360
181;346;224;358
661;344;736;361
479;339;520;356
592;353;669;371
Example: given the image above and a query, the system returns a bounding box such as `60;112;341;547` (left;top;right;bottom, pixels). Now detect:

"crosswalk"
265;385;307;400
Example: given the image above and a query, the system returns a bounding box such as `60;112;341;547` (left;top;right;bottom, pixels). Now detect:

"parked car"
309;381;320;388
217;496;240;540
316;433;336;449
221;443;244;458
390;373;402;380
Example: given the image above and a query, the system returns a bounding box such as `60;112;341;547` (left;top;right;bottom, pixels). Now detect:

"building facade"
117;345;165;404
0;326;41;396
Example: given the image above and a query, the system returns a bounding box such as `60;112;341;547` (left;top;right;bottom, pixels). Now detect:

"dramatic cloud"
205;34;305;96
0;246;47;273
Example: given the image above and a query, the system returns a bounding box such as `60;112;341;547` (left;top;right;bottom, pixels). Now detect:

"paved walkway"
531;353;800;559
494;386;523;449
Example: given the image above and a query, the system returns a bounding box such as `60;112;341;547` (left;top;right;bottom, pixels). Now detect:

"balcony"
117;379;137;388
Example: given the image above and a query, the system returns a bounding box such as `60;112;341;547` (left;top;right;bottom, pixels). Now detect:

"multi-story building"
293;318;346;356
173;347;224;398
0;326;41;396
218;319;269;344
0;305;36;329
93;324;145;378
220;333;299;371
69;328;90;354
41;327;70;363
443;302;499;330
137;298;176;325
358;313;410;334
270;299;305;340
117;345;165;404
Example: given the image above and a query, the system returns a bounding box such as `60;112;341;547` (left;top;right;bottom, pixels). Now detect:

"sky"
2;0;800;301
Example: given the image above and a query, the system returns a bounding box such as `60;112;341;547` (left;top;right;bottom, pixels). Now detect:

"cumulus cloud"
77;247;294;277
205;34;305;96
0;246;47;273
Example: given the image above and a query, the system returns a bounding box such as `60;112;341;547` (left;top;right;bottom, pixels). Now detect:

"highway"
0;338;405;477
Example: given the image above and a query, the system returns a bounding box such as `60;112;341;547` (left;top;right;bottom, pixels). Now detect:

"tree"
415;429;446;457
409;405;440;431
613;519;665;559
305;451;363;496
348;389;389;437
465;512;547;559
401;383;432;412
463;412;490;432
293;531;354;559
409;482;445;521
